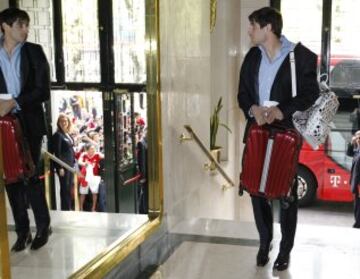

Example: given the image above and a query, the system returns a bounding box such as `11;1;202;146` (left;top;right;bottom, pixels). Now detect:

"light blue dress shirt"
0;36;23;111
0;36;23;98
258;36;295;106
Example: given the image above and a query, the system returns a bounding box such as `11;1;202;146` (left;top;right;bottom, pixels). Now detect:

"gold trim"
69;0;163;277
0;128;11;279
69;218;161;279
179;133;193;143
43;153;52;209
210;0;217;33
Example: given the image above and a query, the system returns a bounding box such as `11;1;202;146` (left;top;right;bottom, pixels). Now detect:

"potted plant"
210;97;232;162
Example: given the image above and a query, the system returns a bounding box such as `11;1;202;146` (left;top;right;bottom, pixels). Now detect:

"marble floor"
148;196;359;279
153;222;360;279
7;210;149;279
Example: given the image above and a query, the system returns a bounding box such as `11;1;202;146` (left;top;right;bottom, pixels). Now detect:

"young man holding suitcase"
0;8;51;251
238;7;319;270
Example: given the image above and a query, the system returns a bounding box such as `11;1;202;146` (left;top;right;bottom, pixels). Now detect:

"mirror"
0;0;161;278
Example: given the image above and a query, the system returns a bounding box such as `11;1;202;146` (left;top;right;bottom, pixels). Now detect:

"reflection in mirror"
2;0;159;277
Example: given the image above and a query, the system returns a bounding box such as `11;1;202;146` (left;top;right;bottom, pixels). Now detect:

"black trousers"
251;179;298;254
354;186;360;227
5;136;50;235
59;169;74;211
137;181;148;214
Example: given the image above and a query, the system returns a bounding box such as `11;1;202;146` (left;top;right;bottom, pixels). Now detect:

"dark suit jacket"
52;130;75;170
238;43;319;139
347;143;360;193
0;42;50;140
136;139;148;180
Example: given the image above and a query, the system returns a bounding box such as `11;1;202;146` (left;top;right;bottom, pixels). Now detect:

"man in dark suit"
346;131;360;229
238;7;319;270
0;8;51;251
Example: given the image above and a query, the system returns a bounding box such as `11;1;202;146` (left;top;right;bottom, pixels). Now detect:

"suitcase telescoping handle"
259;137;274;193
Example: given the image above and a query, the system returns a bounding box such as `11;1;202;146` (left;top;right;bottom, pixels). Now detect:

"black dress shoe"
256;247;270;266
353;223;360;229
273;253;290;271
11;232;32;252
30;227;52;250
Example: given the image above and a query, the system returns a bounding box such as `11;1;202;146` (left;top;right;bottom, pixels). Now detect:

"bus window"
325;97;359;171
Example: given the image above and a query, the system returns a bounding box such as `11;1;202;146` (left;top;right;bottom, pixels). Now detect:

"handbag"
290;51;339;150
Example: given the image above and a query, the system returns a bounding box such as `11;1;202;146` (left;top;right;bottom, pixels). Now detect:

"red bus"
297;58;360;206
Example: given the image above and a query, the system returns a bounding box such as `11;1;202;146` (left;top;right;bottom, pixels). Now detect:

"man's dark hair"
0;8;30;33
248;7;282;38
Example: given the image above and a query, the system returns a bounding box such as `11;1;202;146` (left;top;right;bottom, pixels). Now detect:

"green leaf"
210;97;232;149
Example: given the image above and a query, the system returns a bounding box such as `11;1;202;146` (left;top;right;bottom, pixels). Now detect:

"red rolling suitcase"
0;115;35;184
239;123;302;199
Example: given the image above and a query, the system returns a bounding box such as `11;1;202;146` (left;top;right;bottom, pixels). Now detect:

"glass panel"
115;93;134;167
325;98;358;171
330;0;360;91
113;0;146;83
17;0;56;81
51;90;104;211
62;0;100;82
281;0;322;55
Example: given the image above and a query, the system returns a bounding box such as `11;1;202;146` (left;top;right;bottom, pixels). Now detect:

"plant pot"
210;148;221;163
207;148;221;171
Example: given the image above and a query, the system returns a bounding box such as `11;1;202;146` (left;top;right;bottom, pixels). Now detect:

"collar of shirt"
257;36;295;106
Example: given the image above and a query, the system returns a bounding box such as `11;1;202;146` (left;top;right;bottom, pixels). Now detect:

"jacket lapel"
20;43;29;91
0;69;8;93
270;55;289;100
253;51;261;104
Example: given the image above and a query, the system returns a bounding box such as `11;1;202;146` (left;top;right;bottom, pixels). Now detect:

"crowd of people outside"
52;92;148;214
52;93;106;212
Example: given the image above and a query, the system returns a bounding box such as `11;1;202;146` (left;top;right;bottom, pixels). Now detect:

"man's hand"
250;105;267;126
263;106;284;124
0;99;16;117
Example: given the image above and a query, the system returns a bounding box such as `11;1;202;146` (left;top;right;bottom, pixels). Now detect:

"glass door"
112;91;148;213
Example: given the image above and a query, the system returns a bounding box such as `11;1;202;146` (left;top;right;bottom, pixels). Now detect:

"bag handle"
290;51;297;98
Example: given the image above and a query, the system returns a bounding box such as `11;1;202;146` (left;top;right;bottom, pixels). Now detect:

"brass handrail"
42;149;80;211
182;125;235;189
